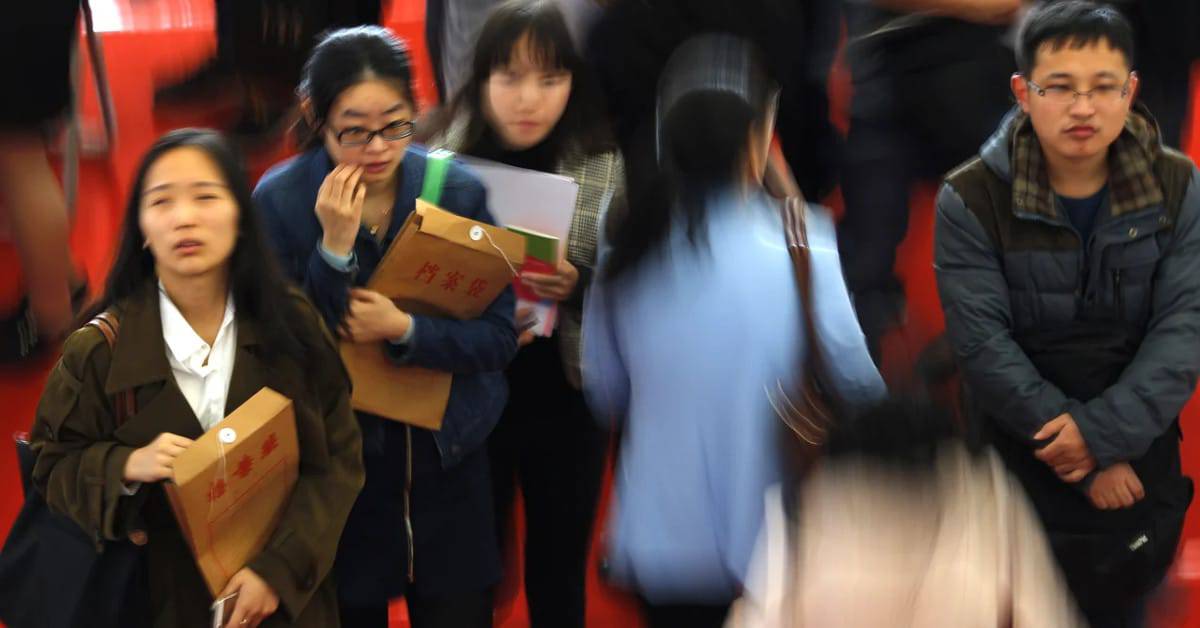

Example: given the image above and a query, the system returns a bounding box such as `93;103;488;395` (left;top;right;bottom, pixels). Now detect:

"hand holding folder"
165;388;299;598
339;150;526;429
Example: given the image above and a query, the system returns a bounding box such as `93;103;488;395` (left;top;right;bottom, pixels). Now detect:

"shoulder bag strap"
775;196;834;446
86;311;137;424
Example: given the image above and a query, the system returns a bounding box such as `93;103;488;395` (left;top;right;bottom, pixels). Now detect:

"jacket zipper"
405;425;415;582
1114;269;1123;316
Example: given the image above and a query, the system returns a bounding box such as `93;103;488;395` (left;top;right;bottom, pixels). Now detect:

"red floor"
0;2;1198;626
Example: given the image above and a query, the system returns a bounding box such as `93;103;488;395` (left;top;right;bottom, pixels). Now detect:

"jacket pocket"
1104;236;1162;323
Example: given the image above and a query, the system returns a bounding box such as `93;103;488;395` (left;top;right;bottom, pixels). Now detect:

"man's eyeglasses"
331;120;416;147
1025;76;1133;106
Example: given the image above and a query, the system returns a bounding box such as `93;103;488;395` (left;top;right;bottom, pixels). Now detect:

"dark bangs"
475;1;575;76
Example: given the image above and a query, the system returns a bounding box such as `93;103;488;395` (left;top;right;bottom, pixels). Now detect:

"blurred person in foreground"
727;399;1086;627
0;0;85;360
582;33;884;627
935;2;1198;626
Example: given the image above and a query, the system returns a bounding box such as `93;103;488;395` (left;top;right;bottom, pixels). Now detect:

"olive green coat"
30;284;364;628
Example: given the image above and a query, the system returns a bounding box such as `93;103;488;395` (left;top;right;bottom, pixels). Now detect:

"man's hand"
1088;462;1145;510
874;0;1020;25
1034;413;1095;481
340;288;411;343
948;0;1021;25
220;568;279;628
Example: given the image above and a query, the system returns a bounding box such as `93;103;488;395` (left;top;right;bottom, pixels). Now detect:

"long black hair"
85;128;308;363
602;34;774;281
424;0;615;159
295;25;417;151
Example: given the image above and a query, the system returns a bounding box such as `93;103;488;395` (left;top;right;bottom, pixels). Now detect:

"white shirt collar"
158;282;236;369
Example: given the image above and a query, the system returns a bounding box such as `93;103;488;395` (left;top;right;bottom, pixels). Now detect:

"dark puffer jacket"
935;104;1200;469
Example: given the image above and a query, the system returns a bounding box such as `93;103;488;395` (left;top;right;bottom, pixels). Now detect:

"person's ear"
1011;73;1031;114
1126;71;1140;102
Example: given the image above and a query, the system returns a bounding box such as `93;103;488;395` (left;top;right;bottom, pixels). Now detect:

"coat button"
1160;215;1169;225
1128;227;1139;238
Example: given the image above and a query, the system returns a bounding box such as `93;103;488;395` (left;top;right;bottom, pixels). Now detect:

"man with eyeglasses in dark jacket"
936;3;1198;626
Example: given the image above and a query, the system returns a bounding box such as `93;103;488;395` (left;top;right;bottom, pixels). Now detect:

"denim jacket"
254;146;518;468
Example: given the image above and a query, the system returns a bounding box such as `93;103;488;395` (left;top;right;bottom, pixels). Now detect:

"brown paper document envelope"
341;200;526;428
338;343;452;430
370;199;525;318
165;388;299;597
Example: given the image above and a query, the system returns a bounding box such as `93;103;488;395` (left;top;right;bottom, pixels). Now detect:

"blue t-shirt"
1059;185;1108;246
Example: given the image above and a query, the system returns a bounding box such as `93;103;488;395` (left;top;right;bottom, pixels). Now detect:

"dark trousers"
836;26;1014;356
337;588;494;628
836;117;926;358
490;336;609;628
640;599;731;628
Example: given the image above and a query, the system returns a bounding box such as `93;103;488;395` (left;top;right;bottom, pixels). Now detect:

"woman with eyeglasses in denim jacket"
253;25;517;628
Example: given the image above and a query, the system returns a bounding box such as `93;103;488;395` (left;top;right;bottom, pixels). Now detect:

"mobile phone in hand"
211;591;239;628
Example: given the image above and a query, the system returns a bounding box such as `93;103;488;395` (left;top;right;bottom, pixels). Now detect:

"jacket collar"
158;281;236;369
104;281;263;396
997;103;1166;221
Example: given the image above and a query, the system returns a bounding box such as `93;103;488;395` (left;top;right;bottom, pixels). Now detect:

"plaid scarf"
1010;104;1165;219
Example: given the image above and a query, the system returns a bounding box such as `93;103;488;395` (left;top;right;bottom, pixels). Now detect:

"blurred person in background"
155;0;381;144
254;26;518;628
1099;1;1200;149
936;3;1198;625
0;0;85;361
425;0;504;101
727;399;1086;627
583;33;884;628
836;0;1021;360
583;0;844;203
421;1;625;626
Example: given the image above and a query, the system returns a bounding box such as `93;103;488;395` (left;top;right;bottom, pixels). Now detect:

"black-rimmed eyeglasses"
331;120;416;147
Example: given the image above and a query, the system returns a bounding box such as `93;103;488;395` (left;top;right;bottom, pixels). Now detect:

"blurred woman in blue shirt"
583;34;885;627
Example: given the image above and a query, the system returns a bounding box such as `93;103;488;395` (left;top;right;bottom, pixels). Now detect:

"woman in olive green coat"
29;129;364;628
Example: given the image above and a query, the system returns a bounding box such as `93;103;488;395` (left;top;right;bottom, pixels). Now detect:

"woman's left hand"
220;568;279;628
520;259;579;302
341;288;412;343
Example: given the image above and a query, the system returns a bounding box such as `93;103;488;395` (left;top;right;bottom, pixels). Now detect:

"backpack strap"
86;310;136;424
